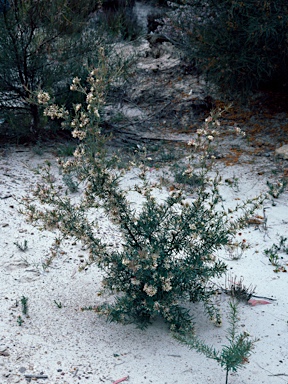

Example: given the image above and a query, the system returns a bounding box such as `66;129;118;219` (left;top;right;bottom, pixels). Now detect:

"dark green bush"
169;0;288;98
98;0;142;41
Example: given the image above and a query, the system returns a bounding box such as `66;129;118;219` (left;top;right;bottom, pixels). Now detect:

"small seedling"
14;239;28;252
264;236;288;272
17;315;24;326
20;296;28;316
54;300;62;308
266;249;280;267
225;237;249;260
224;174;239;192
266;178;287;204
175;301;257;384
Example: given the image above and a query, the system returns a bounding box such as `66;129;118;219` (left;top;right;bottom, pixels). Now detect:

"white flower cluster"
72;130;87;140
79;112;89;128
169;189;182;198
205;116;220;126
86;92;95;104
70;77;81;91
234;126;246;137
73;147;85;158
44;104;68;120
153;301;161;311
143;283;157;297
37;90;50;104
61;159;75;171
75;103;82;112
188;139;198;147
161;277;172;292
182;165;194;176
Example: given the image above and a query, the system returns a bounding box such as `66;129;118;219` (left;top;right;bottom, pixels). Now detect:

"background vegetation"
1;0;288;142
165;0;288;98
0;0;131;142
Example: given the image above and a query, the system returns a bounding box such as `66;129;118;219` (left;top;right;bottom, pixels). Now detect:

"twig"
24;374;48;379
255;362;288;382
112;376;129;384
110;101;172;129
0;194;12;199
251;294;277;301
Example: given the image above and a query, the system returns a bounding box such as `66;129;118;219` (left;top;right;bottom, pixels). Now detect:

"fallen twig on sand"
24;374;48;380
112;375;129;384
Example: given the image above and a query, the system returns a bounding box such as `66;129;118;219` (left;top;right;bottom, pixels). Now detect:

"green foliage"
97;5;142;41
264;235;288;272
223;275;255;302
54;300;62;309
14;239;28;252
17;315;24;326
22;53;262;333
173;166;202;187
169;0;288;98
62;173;79;193
20;296;28;316
176;301;257;384
266;178;287;200
55;142;78;157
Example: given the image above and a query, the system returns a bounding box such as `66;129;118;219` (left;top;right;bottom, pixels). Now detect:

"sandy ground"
0;142;288;384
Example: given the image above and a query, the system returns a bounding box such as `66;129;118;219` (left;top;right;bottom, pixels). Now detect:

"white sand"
0;145;287;384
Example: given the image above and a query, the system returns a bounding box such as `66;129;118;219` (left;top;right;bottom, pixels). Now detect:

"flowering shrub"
0;0;102;138
23;53;262;333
